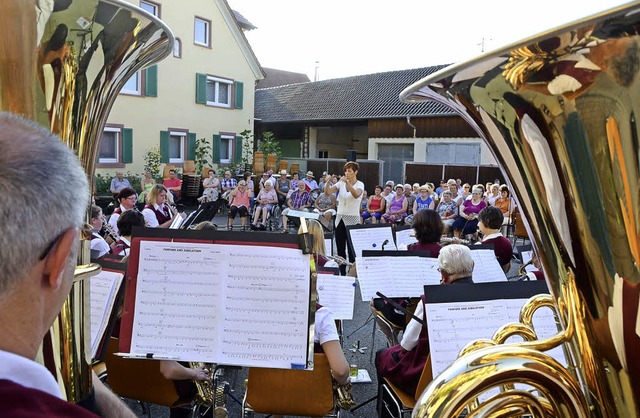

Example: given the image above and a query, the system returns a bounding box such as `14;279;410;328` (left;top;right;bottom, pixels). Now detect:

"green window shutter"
145;65;158;97
234;135;243;163
234;81;244;109
187;133;196;160
196;73;207;104
122;128;133;163
212;134;221;163
160;130;170;163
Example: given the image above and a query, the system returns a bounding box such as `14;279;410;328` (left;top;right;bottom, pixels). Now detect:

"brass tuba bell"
401;2;640;417
0;0;174;403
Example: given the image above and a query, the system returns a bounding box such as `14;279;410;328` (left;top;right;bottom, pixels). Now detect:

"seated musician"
373;210;444;330
158;362;211;418
375;244;474;396
90;205;111;258
142;185;174;228
477;206;513;270
299;219;338;268
114;210;145;256
281;180;312;232
0;112;135;417
108;187;137;235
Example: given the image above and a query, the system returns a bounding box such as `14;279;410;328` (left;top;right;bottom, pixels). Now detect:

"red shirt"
163;178;182;196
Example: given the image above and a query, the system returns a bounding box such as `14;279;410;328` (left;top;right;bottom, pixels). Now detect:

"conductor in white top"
323;161;364;275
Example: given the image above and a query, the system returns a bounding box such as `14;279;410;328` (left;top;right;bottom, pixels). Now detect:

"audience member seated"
252;181;278;230
435;190;458;235
375;245;474;396
108;187;137;235
281;180;312;232
313;189;337;227
449;183;463;206
114;209;146;256
139;170;156;204
142;185;174;229
403;184;416;218
461;183;471;200
163;169;182;201
275;169;291;206
486;183;500;205
303;170;318;191
494;185;515;228
361;185;386;224
227;180;252;231
198;169;219;203
220;170;238;201
407;209;443;257
381;185;408;224
405;184;434;225
477;206;513;271
90;204;111;258
110;171;131;200
452;187;486;238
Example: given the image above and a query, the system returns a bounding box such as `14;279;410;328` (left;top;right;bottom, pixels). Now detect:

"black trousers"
335;219;356;275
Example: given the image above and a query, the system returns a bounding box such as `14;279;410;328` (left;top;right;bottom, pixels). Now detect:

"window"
425;142;481;165
140;0;159;16
194;17;210;47
220;135;234;163
99;127;120;163
169;131;186;163
206;76;232;107
173;37;182;58
318;150;329;158
122;72;141;95
97;125;132;167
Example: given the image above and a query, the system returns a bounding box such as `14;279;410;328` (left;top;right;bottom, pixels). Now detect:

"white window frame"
99;126;121;163
194;17;210;47
220;135;234;164
206;76;232;108
169;131;186;164
121;71;141;95
139;0;159;16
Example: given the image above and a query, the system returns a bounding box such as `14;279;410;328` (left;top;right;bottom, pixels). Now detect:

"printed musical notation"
348;226;397;258
317;274;356;320
89;270;124;359
426;298;566;382
394;228;418;249
470;249;508;283
356;256;440;301
127;240;312;368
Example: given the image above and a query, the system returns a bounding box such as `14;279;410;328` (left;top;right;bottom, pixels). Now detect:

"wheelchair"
249;202;282;231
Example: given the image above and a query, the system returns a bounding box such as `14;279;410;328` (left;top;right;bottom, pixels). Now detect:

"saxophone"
189;362;214;407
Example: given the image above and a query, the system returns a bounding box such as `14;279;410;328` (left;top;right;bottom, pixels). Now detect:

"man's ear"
42;228;78;290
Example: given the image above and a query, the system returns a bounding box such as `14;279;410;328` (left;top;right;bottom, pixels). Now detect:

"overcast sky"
226;0;631;81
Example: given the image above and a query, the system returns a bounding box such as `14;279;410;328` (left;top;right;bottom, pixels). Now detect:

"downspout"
406;115;417;138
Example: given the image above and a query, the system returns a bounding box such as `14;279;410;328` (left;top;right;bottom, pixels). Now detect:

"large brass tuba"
401;2;640;417
0;0;173;403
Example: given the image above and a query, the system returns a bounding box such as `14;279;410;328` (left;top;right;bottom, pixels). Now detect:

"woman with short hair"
252;181;277;230
452;187;487;238
108;187;137;234
408;209;443;257
227;180;252;230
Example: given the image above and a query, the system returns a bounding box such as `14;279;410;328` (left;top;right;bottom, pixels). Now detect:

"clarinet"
101;214;121;242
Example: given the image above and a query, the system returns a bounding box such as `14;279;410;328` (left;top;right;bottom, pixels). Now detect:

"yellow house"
97;0;263;178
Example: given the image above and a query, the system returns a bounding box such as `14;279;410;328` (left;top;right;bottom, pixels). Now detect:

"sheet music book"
169;212;185;229
120;231;313;369
317;273;355;320
356;253;440;301
324;233;333;256
424;281;566;395
394;226;417;250
286;209;319;219
89;270;124;359
347;224;397;259
469;249;508;282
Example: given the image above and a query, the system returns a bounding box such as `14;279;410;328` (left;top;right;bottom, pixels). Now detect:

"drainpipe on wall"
406;115;417;138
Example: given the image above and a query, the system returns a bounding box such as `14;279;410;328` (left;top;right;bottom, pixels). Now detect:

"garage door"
378;144;414;183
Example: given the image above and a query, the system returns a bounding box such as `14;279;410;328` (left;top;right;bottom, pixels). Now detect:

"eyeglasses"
125;196;137;201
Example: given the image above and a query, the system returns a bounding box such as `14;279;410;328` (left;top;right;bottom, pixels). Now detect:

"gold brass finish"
401;2;640;416
0;0;174;403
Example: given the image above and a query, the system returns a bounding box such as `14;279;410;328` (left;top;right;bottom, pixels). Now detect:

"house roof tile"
255;65;455;123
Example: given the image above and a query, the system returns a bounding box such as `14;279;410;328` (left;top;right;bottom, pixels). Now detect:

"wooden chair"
242;353;338;417
182;160;196;174
103;338;192;415
377;354;433;418
290;163;300;176
162;165;176;179
511;208;529;247
278;159;288;173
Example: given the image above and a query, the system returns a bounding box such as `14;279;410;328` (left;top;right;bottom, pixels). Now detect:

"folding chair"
511;208;529;248
242;353;339;418
377;354;433;418
103;338;193;417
